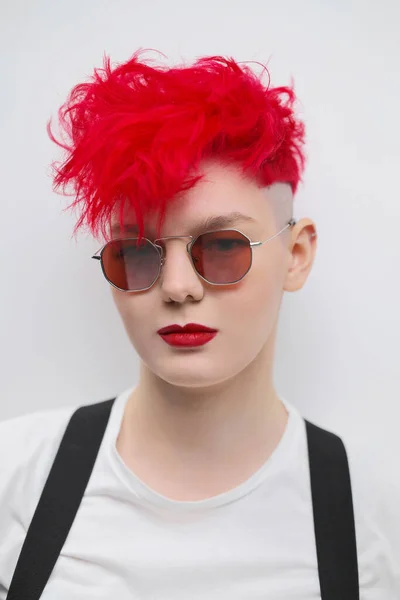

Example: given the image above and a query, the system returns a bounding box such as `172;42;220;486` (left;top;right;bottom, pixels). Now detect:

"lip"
157;323;217;334
157;323;218;347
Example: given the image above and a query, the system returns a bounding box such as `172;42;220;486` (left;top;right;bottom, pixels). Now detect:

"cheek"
231;261;283;322
111;288;155;346
217;259;284;362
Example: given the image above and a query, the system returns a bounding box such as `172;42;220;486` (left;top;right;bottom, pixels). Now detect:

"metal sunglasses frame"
92;218;297;292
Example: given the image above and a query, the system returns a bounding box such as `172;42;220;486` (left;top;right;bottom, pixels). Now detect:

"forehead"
110;161;279;237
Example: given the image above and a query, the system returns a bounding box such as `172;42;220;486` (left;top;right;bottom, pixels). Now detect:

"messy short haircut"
48;49;306;242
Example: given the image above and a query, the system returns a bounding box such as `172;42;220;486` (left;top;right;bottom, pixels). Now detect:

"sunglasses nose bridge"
154;235;194;257
153;236;195;272
154;235;193;243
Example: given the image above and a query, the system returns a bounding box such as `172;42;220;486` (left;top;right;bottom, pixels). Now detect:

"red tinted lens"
101;239;160;291
191;230;252;284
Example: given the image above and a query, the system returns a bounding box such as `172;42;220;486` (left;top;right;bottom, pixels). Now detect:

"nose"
157;238;205;303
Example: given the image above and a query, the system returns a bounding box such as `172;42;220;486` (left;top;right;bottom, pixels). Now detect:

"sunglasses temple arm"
255;220;295;246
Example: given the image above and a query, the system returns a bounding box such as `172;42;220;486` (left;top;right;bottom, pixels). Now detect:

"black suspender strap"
6;402;359;599
6;398;115;600
305;419;360;600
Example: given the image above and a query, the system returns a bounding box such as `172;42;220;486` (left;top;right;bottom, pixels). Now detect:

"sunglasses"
92;219;296;292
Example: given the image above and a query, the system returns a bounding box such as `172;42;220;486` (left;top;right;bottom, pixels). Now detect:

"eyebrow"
110;212;256;237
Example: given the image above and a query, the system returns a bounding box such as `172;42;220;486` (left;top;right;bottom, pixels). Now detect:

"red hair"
48;49;306;241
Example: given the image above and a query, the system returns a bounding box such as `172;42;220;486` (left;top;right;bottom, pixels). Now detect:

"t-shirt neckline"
105;386;301;513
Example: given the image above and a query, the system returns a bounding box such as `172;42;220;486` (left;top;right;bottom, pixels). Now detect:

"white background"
0;0;399;450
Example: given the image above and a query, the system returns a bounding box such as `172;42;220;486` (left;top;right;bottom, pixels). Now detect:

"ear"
283;218;317;292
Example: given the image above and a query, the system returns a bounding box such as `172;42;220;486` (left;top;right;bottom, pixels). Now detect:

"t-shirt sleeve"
0;407;75;597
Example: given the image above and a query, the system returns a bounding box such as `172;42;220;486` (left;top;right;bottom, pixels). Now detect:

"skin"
109;160;317;501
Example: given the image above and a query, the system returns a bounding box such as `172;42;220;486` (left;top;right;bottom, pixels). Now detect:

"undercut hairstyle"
48;49;306;242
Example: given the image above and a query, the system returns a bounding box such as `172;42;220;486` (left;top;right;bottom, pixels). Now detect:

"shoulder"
342;431;400;594
0;405;77;524
304;419;400;594
0;404;76;467
0;405;78;592
343;431;400;537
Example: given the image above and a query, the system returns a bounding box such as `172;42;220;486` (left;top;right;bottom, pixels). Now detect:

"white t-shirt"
0;387;399;599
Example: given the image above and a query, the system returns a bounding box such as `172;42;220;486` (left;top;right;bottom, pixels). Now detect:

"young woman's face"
109;161;305;388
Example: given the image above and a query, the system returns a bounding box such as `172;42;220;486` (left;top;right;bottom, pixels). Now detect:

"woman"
1;50;398;599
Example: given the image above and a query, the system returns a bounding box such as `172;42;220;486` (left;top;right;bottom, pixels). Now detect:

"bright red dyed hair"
48;49;306;241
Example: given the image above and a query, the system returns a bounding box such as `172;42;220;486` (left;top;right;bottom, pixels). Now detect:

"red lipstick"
157;323;218;347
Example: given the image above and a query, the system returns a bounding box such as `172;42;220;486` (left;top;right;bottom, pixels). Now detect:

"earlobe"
283;220;317;293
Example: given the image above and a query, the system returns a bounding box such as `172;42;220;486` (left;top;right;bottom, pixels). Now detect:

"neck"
141;344;281;442
116;331;289;500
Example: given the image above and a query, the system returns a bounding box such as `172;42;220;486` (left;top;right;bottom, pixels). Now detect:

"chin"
145;355;236;388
